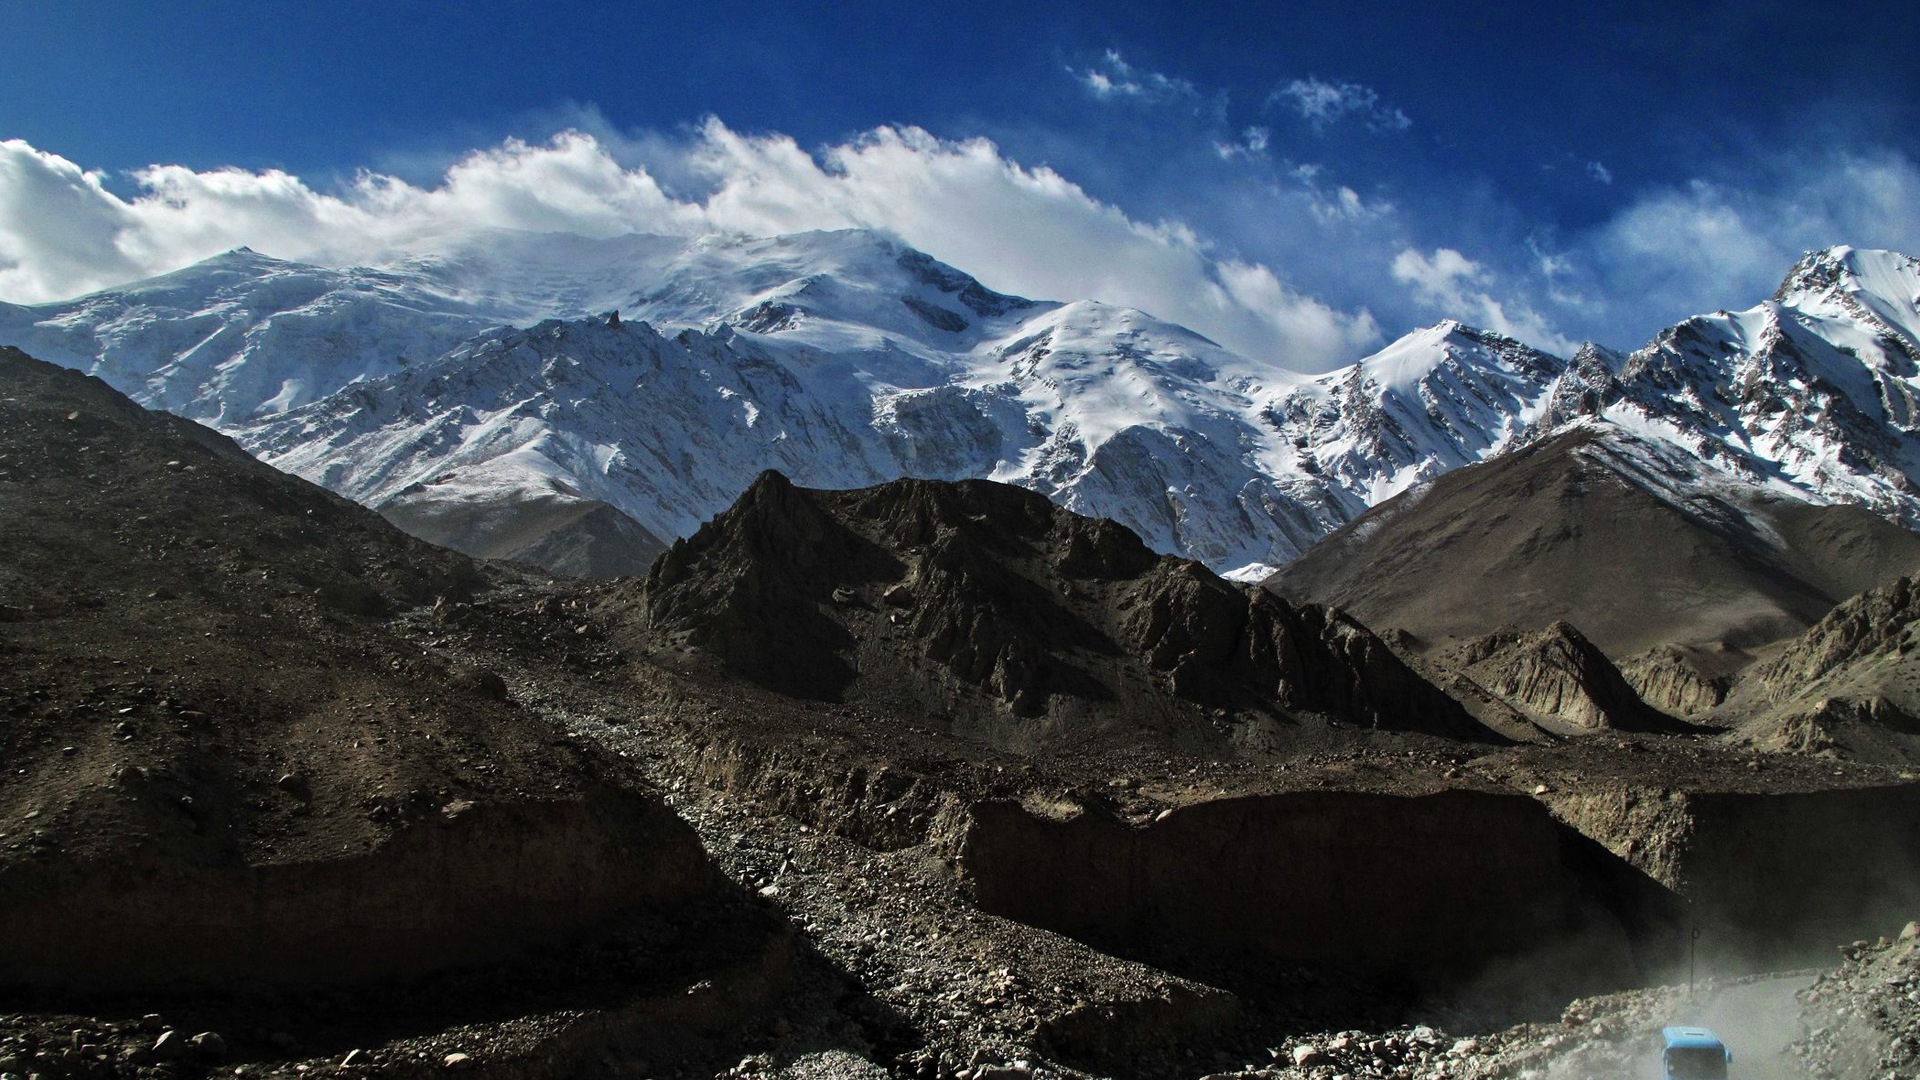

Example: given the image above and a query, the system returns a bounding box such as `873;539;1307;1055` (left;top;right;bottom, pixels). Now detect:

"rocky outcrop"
1125;559;1483;732
1728;577;1920;761
1752;696;1920;758
637;469;896;699
1749;576;1920;692
1619;645;1737;719
1447;622;1685;733
631;472;1492;743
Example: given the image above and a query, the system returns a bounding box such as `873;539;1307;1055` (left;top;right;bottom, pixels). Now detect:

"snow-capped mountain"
0;249;498;426
1601;246;1920;526
237;235;1324;576
4;232;1919;580
1256;321;1576;508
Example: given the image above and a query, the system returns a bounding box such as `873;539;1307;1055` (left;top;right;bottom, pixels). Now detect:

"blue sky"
4;0;1919;369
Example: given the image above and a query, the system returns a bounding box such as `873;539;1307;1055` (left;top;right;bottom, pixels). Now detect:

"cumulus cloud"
1392;246;1575;354
0;125;1380;370
1211;260;1381;364
1273;78;1412;134
0;141;143;301
0;133;701;300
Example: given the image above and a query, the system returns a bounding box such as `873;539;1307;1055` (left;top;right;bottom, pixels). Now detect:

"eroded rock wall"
1548;782;1920;971
958;790;1679;997
0;791;715;991
1682;785;1920;967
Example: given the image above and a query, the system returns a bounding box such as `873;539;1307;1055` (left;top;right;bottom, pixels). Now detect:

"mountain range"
5;231;1920;622
3;232;1913;584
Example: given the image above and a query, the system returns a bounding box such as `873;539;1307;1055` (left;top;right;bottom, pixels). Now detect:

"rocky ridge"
1617;645;1742;720
1439;622;1685;734
1723;575;1920;760
626;470;1489;748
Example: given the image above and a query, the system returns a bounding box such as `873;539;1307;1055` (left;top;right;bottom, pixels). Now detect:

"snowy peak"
1773;246;1920;358
1251;321;1570;509
1348;320;1555;391
1611;246;1920;527
399;227;1049;359
894;246;1038;318
1538;341;1624;431
717;232;1047;354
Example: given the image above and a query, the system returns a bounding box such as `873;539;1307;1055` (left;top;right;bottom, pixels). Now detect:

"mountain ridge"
618;468;1494;750
6;232;1920;583
1265;420;1920;657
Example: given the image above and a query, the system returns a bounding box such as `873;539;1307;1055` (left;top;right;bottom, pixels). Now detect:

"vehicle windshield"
1666;1046;1728;1079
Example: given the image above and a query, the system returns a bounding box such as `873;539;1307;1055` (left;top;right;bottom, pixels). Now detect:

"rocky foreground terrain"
6;346;1920;1080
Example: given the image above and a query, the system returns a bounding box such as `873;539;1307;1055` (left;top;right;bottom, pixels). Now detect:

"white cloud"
1214;126;1271;160
688;121;1379;364
1273;78;1412;134
1068;50;1199;104
1575;149;1920;324
1586;160;1614;184
19;110;1907;377
1392;247;1479;303
1213;260;1381;363
1392;246;1575;354
0;125;1380;370
0;141;143;301
0;133;701;301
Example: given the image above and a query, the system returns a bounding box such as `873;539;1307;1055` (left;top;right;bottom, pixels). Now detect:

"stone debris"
149;1030;183;1060
1793;932;1920;1078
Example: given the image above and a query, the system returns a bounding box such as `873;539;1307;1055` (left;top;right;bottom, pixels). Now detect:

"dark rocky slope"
0;347;718;991
621;471;1493;752
1266;424;1920;659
